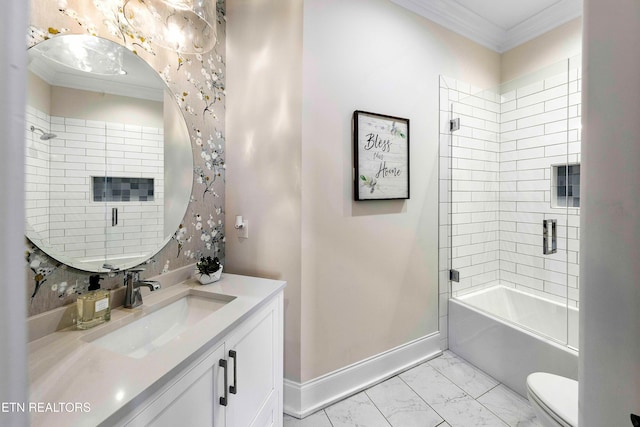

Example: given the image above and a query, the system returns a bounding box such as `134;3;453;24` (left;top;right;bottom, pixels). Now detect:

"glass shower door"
448;88;501;297
447;58;581;350
565;55;582;350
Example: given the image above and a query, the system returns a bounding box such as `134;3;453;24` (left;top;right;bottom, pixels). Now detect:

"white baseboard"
283;332;441;419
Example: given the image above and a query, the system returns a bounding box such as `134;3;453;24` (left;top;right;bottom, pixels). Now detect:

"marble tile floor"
284;350;542;427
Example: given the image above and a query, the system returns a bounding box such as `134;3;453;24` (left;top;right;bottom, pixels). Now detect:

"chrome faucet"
123;268;161;309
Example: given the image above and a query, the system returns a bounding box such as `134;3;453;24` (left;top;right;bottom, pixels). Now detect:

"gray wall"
0;1;28;425
580;0;640;425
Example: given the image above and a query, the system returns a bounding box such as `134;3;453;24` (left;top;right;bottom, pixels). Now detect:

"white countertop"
27;273;286;427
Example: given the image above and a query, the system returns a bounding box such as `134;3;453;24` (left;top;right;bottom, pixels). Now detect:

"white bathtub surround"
285;350;540;427
449;285;578;397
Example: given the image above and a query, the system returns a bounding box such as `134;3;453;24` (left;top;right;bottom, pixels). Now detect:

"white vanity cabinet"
224;294;282;427
120;292;283;427
123;343;227;427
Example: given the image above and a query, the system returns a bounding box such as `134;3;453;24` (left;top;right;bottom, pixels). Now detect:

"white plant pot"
195;265;223;285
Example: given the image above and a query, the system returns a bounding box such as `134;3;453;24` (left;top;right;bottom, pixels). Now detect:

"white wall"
26;71;50;114
227;0;500;387
501;18;582;83
300;0;499;380
0;0;28;425
51;86;163;127
580;0;640;425
225;0;304;382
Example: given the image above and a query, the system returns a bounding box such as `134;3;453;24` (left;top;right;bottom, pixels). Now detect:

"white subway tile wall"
499;68;581;308
25;106;51;240
25;108;165;263
439;66;582;343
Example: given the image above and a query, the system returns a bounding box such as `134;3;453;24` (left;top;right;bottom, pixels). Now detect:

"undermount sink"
86;293;233;358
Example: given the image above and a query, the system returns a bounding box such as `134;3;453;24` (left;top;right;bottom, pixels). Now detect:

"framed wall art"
353;110;410;201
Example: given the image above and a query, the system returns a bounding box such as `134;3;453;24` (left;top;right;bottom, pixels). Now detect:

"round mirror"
25;35;193;272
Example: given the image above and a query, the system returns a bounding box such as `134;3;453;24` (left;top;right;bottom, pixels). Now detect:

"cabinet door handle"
112;207;118;226
229;350;237;394
219;359;228;406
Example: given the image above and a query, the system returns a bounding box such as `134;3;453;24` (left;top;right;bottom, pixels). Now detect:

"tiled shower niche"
553;164;580;208
93;177;155;202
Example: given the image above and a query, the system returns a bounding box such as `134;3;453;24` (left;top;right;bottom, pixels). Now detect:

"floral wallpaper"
26;0;226;316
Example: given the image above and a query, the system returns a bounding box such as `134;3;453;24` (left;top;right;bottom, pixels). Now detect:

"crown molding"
500;0;583;52
390;0;582;53
29;61;163;102
51;71;164;102
29;58;57;84
390;0;506;52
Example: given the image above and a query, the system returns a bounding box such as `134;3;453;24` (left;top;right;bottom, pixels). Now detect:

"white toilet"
526;372;578;427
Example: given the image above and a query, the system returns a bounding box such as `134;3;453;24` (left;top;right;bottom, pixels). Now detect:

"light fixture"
33;35;127;76
123;0;217;54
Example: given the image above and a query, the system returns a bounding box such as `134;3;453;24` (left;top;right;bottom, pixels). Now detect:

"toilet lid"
527;373;578;427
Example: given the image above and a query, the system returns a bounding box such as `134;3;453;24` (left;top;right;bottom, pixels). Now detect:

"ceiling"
390;0;582;53
28;40;165;102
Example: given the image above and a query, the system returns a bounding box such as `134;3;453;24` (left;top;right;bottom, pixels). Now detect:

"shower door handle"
543;219;557;255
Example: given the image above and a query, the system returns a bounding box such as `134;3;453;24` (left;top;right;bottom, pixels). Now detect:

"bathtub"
448;285;578;397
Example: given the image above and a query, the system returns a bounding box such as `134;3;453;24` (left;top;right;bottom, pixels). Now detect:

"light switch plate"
238;220;248;239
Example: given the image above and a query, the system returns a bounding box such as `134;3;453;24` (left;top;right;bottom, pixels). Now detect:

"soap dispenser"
76;275;111;330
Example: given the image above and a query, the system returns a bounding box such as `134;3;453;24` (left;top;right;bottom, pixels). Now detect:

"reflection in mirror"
25;35;193;273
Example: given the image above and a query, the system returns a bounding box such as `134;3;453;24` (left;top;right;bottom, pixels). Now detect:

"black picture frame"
353;110;410;201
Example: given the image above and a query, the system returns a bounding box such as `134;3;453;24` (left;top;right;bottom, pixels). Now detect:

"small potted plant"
195;256;223;285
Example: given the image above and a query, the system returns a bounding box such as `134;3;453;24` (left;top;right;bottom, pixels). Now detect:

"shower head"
30;125;57;140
